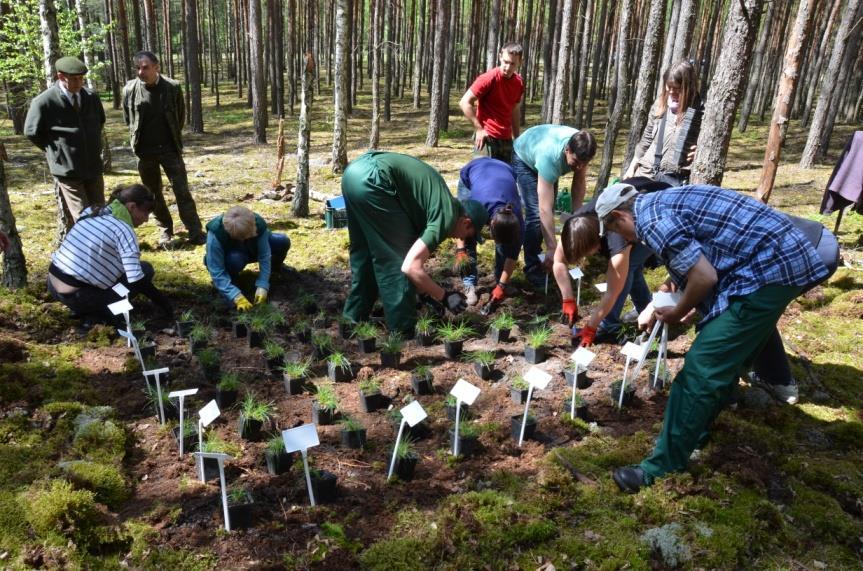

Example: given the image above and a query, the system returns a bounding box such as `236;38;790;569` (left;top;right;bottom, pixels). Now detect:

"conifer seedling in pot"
379;332;404;369
282;359;311;395
312;383;340;425
489;310;515;344
327;352;353;382
238;393;273;441
524;325;553;364
216;371;240;408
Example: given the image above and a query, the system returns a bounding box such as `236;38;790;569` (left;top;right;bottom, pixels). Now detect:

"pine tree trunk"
345;0;353;113
550;0;574;124
369;0;382;148
690;0;764;186
411;0;426;108
594;0;634;192
142;0;157;51
332;0;348;173
293;53;313;217
585;0;607;126
486;0;501;69
425;0;449;147
249;0;267;143
671;0;696;64
519;0;534;124
818;8;863;155
384;0;393;122
657;0;681;97
0;150;26;289
756;0;818;203
440;0;457;131
800;0;863;168
573;0;593;127
115;0;131;81
540;0;559;123
103;0;121;108
74;0;96;90
186;0;204;133
739;0;777;131
209;0;220;107
801;0;841;125
39;0;60;86
622;0;664;173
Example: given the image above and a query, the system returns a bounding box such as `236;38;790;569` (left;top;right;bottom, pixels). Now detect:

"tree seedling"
464;350;495;380
264;433;292;476
226;485;254;529
238;393;273;441
337;315;354;339
339;416;367;449
437;320;476;359
216;371;240;408
262;340;286;372
388;400;428;481
489;310;516;343
312;383;340;425
295;318;313;343
392;436;419;481
297;291;319;315
524;324;553;364
510;375;529;404
327;351;353;382
359;377;387;413
176;309;196;337
380;332;404;368
410;364;434;395
511;412;537;441
188;323;213;353
415;314;436;346
312;332;335;360
353;321;378;353
282;359;311;395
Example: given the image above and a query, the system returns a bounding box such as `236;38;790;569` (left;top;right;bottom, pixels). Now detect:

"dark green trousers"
640;285;804;481
341;154;420;335
472;136;514;164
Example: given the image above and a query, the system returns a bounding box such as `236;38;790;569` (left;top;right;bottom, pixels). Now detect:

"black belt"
49;262;91;289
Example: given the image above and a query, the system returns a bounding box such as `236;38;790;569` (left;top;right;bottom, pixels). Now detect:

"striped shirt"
51;206;144;289
634;185;828;326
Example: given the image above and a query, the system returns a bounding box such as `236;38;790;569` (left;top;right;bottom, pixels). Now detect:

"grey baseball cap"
596;183;638;236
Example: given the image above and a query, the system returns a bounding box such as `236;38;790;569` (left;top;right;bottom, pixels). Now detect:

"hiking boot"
748;371;799;405
158;230;174;247
188;233;206;246
612;465;649;493
622;309;639;324
464;285;478;306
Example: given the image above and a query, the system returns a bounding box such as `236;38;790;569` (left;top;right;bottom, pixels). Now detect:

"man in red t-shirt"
459;43;524;163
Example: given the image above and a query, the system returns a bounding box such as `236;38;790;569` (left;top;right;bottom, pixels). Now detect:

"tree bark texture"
293;53;314;218
142;0;158;51
39;0;60;87
425;0;449;147
249;0;267;143
369;0;382;148
186;0;204;133
114;0;131;81
690;0;764;186
738;0;776;132
756;0;818;203
412;0;426;108
550;0;574;125
486;0;501;69
0;147;27;289
671;0;697;64
658;0;681;97
332;0;349;173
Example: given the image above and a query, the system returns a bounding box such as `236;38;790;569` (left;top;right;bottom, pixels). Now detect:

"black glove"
443;290;467;314
419;294;445;318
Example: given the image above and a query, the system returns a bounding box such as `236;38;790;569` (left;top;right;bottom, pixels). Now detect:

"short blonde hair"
223;206;257;240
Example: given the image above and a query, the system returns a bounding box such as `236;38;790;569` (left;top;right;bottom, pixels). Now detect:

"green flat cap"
55;56;88;75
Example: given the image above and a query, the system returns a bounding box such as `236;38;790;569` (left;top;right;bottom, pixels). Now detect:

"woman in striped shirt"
48;184;173;327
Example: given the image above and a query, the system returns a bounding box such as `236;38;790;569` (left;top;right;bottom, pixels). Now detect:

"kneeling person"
205;206;291;311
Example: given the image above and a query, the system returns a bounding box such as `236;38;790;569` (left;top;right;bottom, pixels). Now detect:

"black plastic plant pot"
171;425;199;452
238;415;264;441
265;449;293;476
153;401;179;422
139;344;156;360
310;470;338;503
511;387;529;405
132;328;146;340
359;390;387;413
380;351;402;369
563;400;589;420
247;330;265;349
176;320;194;337
201;363;221;383
283;374;306;395
357;337;376;354
266;356;285;374
394;420;431;441
197;455;221;481
415;331;435;347
394;454;419;481
564;369;592;390
446;403;471;421
312;402;338;425
511;414;537;441
303;301;319;315
340;428;367;449
313;345;332;361
227;491;254;530
338;321;353;339
489;327;511;344
449;429;479;457
296;328;312;344
327;362;353;383
411;375;434;396
524;346;546;364
610;381;636;407
443;340;463;359
473;362;493;380
216;388;237;409
232;321;248;338
190;338;208;353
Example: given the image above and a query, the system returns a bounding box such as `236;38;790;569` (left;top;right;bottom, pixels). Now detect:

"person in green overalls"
341;151;489;335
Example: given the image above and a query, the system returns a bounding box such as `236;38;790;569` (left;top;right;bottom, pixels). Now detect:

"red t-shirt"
470;67;524;140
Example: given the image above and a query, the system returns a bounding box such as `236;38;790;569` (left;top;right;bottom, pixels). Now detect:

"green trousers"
640;284;804;481
341;154;421;335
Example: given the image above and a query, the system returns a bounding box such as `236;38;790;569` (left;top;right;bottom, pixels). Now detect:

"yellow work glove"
254;287;268;305
234;294;253;312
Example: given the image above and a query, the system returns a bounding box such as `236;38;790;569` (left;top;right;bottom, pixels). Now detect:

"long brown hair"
653;60;699;125
560;215;600;265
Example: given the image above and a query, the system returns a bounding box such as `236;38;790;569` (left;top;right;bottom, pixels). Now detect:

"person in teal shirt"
342;151;488;335
204;206;290;311
512;124;596;289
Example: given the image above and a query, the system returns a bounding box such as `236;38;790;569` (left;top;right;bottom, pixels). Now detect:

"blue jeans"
224;233;290;279
456;180;521;287
512;154;553;283
598;241;653;335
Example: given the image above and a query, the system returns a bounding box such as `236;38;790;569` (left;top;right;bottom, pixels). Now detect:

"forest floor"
0;83;862;570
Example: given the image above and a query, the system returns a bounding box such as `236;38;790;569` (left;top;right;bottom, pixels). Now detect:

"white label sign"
571;347;596;368
595;282;608;293
653;291;682;308
449;379;480;406
107;298;133;315
168;388;198;399
568;267;584;280
537;253;546;262
144;367;170;377
198;400;220;427
282;424;320;452
524;367;552;390
621;341;647;360
195;451;231;462
111;283;130;297
400;400;428;427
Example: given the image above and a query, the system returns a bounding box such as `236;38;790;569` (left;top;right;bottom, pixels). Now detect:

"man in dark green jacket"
122;50;204;246
24;56;105;237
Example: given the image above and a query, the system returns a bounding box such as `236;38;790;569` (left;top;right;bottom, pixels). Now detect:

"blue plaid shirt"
635;185;828;326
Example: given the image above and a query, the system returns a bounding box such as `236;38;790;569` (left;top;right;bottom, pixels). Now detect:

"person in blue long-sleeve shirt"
204;206;290;310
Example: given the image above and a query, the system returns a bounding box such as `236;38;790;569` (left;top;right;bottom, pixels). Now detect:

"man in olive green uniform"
342;152;489;334
122;51;204;245
24;56;105;238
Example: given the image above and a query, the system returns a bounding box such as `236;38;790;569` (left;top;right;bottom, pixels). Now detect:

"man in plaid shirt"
595;184;828;492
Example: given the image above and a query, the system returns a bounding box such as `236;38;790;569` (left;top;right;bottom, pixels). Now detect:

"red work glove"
561;298;578;326
577;325;597;347
491;282;507;303
453;248;470;275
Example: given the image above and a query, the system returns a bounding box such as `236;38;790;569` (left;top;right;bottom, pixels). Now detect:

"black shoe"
612;465;647;493
188;234;206;246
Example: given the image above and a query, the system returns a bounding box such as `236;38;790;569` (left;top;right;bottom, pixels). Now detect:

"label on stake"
199;400;220;427
107;298;133;315
568;267;584;280
282;424;320;453
570;347;596;369
400;401;427;427
595;282;608;293
653;291;682;308
621;341;647;360
168;388;198;399
449;379;480;406
111;283;130;297
524;367;551;390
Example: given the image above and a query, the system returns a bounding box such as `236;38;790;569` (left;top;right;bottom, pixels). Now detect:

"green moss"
822;418;863;450
72;419;126;465
61;461;129;508
40;401;86;417
788;487;863;546
359;538;434;570
125;521;216;570
23;479;102;544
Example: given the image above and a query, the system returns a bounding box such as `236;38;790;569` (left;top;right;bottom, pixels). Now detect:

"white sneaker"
465;285;478;306
622;309;639;324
